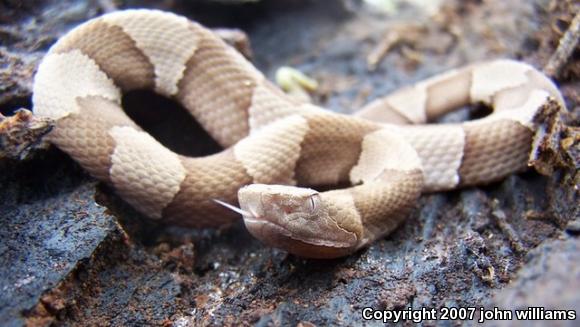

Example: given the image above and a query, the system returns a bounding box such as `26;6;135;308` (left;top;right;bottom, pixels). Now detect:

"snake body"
33;10;565;258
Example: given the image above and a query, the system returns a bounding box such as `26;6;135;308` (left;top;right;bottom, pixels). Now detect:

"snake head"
236;184;359;259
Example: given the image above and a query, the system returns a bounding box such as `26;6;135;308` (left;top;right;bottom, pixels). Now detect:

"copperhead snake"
32;9;566;258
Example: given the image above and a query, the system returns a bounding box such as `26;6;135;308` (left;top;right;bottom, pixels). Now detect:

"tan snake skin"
33;10;565;258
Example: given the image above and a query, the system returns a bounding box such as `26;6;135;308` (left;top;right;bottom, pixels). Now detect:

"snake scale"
33;9;565;258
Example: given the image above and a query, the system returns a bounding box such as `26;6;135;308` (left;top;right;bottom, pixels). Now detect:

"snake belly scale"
32;9;565;258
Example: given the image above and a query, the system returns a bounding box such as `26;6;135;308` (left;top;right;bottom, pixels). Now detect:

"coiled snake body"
33;10;565;258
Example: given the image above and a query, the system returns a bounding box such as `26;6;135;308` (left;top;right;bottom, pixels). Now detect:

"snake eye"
306;194;321;213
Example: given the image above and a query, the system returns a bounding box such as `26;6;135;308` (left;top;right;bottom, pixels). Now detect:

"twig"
366;24;425;71
490;202;527;255
543;11;580;78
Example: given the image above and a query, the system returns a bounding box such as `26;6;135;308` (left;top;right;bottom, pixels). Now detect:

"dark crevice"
432;103;493;124
0;96;32;116
122;90;222;157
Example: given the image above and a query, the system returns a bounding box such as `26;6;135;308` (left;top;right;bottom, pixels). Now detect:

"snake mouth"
243;215;355;249
238;208;302;242
243;216;295;240
244;216;356;259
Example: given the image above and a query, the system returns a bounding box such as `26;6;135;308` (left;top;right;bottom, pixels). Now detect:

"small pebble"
565;220;580;235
